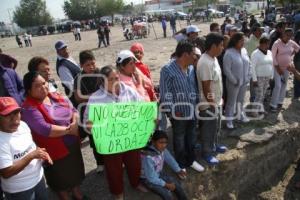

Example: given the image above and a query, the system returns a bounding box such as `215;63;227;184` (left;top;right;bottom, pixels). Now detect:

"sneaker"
190;161;205;172
240;112;250;123
96;165;104;173
216;145;228;153
226;121;234;129
204;155;219;165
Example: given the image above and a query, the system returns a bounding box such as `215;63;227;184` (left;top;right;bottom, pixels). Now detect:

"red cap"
130;43;144;53
0;97;21;116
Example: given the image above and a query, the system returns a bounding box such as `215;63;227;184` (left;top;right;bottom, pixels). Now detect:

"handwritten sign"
88;102;157;154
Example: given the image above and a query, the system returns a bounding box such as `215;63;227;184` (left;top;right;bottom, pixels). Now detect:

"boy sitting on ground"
141;130;188;200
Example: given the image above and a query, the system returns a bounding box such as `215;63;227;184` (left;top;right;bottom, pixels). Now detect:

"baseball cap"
55;40;67;51
130;43;144;53
116;50;137;64
186;25;200;34
0;97;21;116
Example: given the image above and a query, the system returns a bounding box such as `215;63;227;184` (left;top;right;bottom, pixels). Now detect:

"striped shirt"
159;59;198;119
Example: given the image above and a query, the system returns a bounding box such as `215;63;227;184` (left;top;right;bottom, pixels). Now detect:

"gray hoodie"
223;47;252;86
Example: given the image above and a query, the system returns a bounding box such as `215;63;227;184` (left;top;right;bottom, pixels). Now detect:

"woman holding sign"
21;72;86;200
85;66;149;200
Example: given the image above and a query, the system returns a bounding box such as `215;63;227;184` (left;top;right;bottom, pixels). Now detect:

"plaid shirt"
159;59;198;119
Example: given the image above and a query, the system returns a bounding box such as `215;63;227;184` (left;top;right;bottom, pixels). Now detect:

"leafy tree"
13;0;53;28
275;0;300;7
63;0;124;22
193;0;219;8
63;0;98;20
99;0;124;20
122;4;134;15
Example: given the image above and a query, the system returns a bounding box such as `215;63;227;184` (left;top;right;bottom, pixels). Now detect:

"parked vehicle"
208;8;224;18
0;30;13;38
175;11;188;20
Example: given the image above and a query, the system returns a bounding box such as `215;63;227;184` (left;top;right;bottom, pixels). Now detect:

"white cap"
116;50;137;64
186;25;200;34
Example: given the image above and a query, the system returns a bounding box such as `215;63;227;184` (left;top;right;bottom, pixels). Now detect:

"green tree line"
13;0;125;28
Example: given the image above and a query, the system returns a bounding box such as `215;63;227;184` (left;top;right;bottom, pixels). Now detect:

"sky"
0;0;139;23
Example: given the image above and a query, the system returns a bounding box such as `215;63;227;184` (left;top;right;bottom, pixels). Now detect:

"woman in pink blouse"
116;50;150;102
270;28;300;111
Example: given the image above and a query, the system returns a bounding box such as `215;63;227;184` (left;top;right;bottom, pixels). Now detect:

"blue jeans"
170;119;197;168
142;174;188;200
4;178;48;200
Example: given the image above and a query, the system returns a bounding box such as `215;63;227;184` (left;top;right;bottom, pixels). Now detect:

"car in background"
175;11;188;20
208;8;224;18
194;8;207;21
100;16;113;26
0;30;13;38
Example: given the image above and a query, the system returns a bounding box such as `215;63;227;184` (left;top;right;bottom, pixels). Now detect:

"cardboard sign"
88;102;157;154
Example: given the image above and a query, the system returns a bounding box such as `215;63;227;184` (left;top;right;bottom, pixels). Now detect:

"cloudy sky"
0;0;140;23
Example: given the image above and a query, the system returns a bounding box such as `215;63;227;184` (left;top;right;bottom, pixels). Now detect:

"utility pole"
7;8;13;24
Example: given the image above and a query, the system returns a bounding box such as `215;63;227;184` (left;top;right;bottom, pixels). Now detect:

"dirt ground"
1;19;213;85
1;18;300;200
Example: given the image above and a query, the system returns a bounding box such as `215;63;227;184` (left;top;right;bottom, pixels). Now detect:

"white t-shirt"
251;49;274;81
197;53;223;111
0;121;43;193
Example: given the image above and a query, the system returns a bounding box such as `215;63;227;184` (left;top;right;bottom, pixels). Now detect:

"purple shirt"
0;54;18;69
0;65;24;105
21;97;77;145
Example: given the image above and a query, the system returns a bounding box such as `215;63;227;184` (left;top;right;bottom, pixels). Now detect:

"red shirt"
135;61;151;79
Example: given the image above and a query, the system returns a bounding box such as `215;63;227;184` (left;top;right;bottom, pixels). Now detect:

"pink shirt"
119;72;150;102
272;39;300;70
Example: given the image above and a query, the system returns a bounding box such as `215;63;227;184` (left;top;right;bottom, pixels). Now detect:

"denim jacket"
141;145;181;186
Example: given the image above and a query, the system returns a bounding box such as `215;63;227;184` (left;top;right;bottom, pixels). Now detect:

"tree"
63;0;124;22
193;0;219;8
63;0;98;20
122;4;134;15
13;0;53;28
275;0;300;7
98;0;124;24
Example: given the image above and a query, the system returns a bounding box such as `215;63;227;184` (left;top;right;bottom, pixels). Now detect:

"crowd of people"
1;12;300;200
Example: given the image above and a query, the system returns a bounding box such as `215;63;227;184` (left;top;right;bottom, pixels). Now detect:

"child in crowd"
141;130;188;200
73;50;104;173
